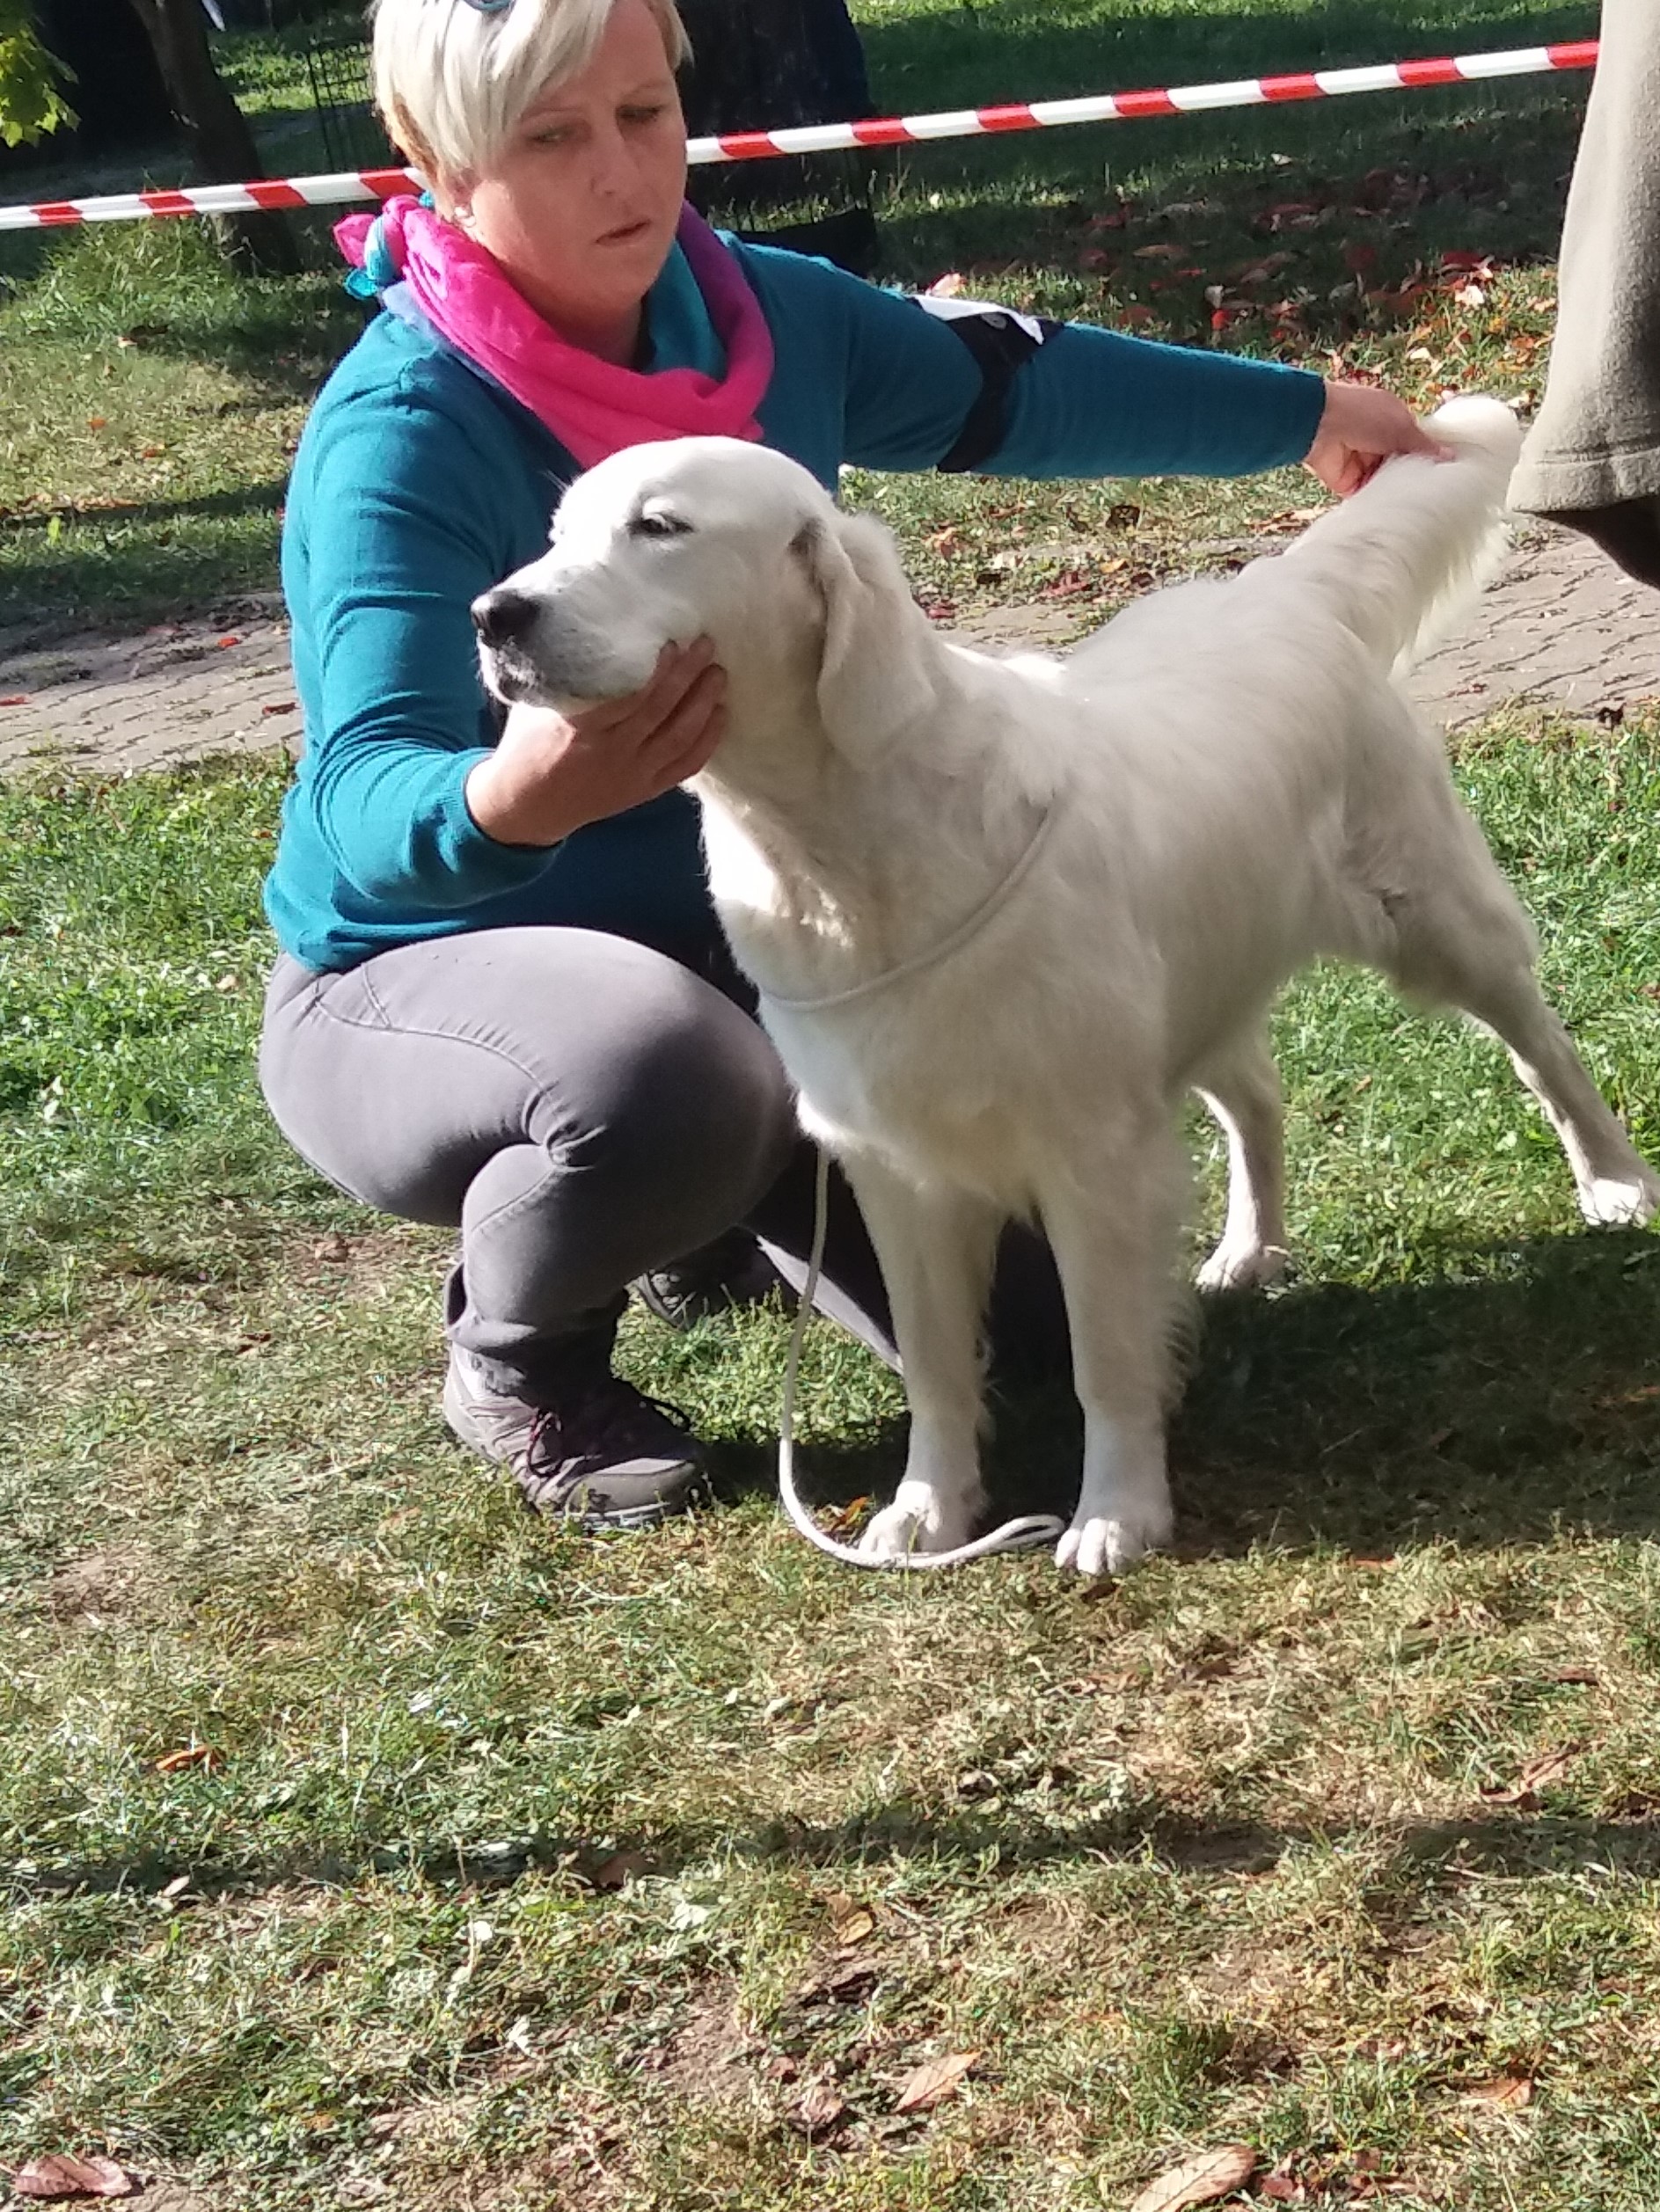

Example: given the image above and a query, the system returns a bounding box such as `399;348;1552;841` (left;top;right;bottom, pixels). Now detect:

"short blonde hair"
371;0;689;187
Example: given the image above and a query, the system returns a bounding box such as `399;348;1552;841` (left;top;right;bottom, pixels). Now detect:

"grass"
4;719;1659;2210
6;1;1660;2204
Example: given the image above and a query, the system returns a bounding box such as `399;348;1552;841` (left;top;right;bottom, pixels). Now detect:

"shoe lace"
523;1375;694;1484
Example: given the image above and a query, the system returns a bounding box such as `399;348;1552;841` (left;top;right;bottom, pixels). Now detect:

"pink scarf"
336;198;773;468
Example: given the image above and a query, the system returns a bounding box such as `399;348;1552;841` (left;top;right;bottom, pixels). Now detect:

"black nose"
472;588;537;648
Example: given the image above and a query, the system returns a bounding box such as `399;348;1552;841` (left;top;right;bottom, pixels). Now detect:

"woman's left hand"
1305;380;1452;498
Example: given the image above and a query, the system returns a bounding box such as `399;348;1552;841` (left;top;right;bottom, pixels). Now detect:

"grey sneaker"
443;1343;704;1530
636;1227;791;1332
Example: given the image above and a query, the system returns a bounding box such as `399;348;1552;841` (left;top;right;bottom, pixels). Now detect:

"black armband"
913;296;1060;473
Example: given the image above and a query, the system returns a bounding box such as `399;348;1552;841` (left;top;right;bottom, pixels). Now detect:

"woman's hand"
465;637;727;848
1305;380;1452;498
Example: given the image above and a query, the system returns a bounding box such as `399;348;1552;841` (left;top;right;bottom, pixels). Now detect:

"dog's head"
472;437;936;764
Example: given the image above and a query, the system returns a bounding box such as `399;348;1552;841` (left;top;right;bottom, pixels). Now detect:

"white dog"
475;399;1659;1575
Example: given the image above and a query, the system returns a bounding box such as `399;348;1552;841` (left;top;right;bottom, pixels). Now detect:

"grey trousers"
259;925;1070;1396
1510;0;1660;583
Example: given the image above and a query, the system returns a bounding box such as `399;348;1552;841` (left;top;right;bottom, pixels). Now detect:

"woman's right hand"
464;637;728;848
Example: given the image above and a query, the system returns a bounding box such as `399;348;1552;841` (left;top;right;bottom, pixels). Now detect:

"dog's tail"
1270;395;1522;675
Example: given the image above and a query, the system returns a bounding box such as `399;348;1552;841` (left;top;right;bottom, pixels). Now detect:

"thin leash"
764;808;1069;1569
757;806;1060;1013
777;1151;1066;1569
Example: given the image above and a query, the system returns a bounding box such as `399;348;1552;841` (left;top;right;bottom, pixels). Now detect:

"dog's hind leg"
1383;813;1660;1226
1040;1121;1184;1576
845;1159;1004;1559
1192;1028;1291;1290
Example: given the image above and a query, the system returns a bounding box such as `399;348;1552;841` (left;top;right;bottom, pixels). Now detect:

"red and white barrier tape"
0;39;1598;233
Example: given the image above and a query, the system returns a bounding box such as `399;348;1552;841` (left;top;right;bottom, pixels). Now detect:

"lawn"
7;3;1660;2208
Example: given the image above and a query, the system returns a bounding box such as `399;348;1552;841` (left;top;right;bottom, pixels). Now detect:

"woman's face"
458;0;688;355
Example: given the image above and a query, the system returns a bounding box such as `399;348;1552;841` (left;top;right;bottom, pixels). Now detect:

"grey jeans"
259;925;1068;1394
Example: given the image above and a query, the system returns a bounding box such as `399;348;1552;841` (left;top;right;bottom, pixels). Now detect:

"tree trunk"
678;0;877;268
124;0;301;274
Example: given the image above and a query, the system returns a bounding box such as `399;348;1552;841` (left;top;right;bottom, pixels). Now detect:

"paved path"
0;523;1654;778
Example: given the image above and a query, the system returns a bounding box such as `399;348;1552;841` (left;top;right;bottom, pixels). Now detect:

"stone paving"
0;522;1655;779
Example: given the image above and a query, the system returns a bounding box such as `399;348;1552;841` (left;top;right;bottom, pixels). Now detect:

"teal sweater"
267;237;1325;973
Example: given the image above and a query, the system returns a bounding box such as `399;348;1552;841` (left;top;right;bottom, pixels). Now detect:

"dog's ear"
792;510;936;761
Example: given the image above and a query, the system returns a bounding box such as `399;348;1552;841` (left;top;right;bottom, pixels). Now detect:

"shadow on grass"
762;1226;1660;1556
9;1800;1656;1908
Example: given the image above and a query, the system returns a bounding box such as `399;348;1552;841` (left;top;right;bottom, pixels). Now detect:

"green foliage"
0;2;74;148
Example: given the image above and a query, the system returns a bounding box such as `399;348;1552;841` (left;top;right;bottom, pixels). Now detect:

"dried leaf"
1127;2142;1257;2212
1257;2178;1305;2203
789;2082;848;2136
0;693;30;707
893;2048;980;2113
155;1745;223;1774
589;1847;652;1890
827;1893;875;1945
1462;2072;1532;2110
11;2153;138;2200
794;1957;878;2005
1481;1742;1582;1805
925;271;964;297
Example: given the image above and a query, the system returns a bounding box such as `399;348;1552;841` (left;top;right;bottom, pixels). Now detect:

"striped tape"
0;39;1598;232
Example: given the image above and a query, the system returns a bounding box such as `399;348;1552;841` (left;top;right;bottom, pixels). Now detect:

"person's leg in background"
1510;0;1660;584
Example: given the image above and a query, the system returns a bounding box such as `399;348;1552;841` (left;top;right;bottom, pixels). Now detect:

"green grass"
3;716;1658;2210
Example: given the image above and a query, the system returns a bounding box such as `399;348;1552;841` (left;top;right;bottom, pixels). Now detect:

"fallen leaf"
1132;241;1188;260
793;1957;878;2004
85;417;108;432
0;693;30;707
1548;1666;1598;1685
155;1746;223;1774
822;1493;872;1537
11;2154;138;2200
310;1232;351;1262
1257;2177;1305;2204
1462;2072;1532;2109
894;2048;980;2113
589;1847;652;1890
1481;1742;1583;1805
260;699;297;717
925;270;965;297
789;2082;848;2135
827;1893;875;1944
1127;2142;1257;2212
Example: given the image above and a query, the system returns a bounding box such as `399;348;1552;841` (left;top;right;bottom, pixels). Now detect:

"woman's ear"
792;512;938;763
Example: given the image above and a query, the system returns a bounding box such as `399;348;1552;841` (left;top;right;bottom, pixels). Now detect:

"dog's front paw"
1196;1237;1291;1293
859;1478;980;1562
1055;1497;1174;1579
1579;1170;1660;1229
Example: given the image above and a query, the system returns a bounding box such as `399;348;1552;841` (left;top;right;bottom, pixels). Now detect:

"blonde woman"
260;0;1439;1529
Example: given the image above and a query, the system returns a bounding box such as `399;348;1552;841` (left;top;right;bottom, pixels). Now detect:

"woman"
260;0;1441;1531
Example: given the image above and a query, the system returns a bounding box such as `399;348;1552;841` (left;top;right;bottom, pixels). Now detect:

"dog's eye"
631;509;691;541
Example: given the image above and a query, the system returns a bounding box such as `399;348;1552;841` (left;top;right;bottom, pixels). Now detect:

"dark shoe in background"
635;1226;792;1331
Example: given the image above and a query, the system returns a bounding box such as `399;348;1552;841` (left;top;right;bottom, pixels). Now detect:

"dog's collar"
757;804;1059;1015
